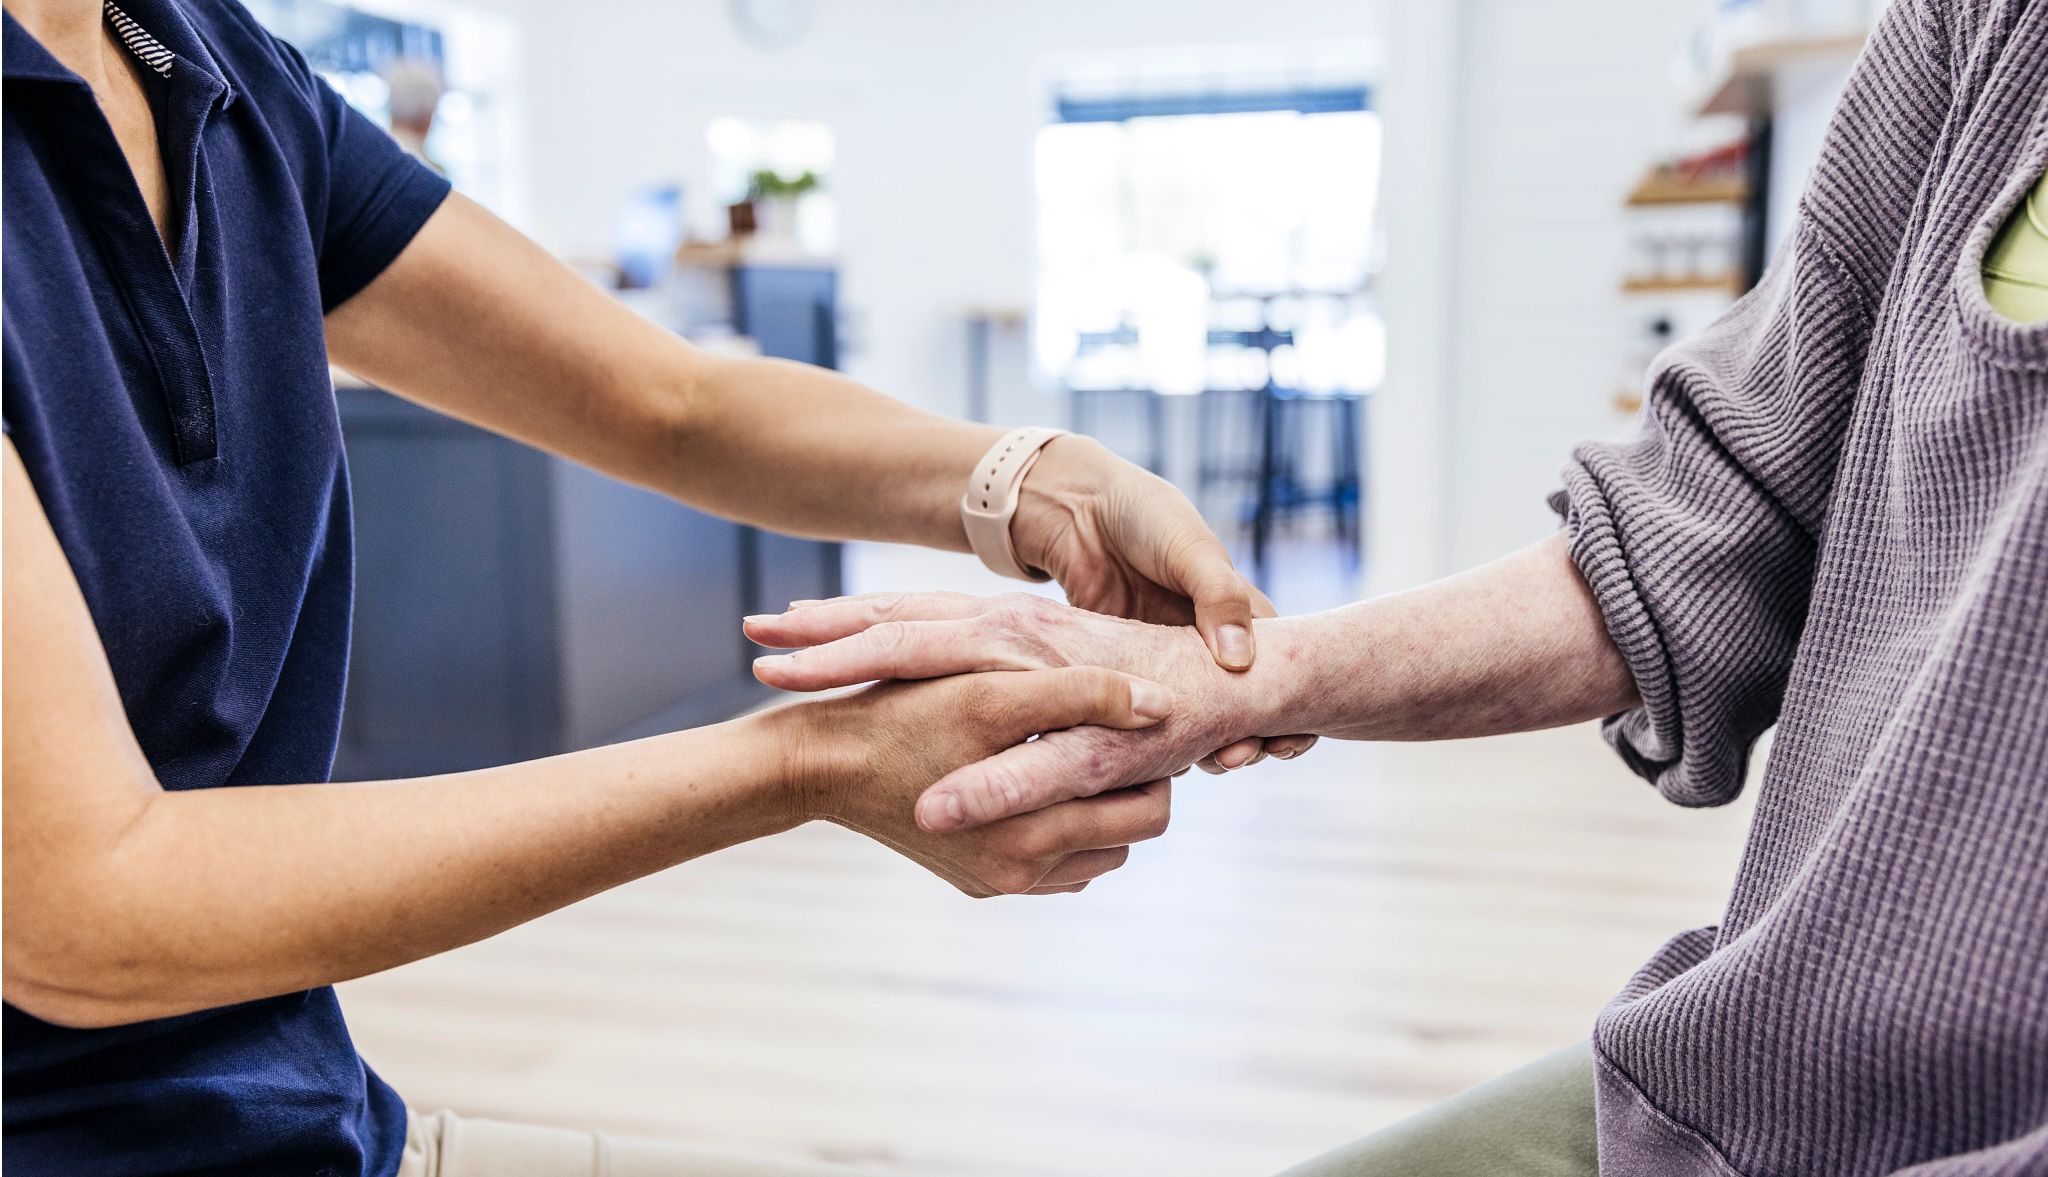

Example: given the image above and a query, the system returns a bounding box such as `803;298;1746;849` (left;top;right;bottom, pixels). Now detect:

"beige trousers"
396;1108;858;1177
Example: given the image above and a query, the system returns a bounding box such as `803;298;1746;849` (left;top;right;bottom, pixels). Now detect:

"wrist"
733;703;846;829
1008;434;1108;578
1231;615;1334;738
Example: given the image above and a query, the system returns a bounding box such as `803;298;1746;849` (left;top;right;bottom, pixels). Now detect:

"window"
1035;99;1383;396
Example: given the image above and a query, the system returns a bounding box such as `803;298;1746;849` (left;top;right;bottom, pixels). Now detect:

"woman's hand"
1002;435;1318;767
1011;436;1263;665
746;592;1303;830
762;665;1180;895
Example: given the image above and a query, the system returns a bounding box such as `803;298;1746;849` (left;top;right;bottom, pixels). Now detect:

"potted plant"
747;168;821;243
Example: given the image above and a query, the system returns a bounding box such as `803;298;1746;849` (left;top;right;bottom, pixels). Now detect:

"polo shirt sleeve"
264;39;451;312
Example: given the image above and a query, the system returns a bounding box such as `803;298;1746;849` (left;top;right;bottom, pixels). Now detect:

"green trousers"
1276;1043;1598;1177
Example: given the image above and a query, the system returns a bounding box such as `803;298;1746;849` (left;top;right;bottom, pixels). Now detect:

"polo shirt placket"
10;2;232;464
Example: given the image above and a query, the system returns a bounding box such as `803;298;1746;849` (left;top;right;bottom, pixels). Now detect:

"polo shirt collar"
3;1;235;109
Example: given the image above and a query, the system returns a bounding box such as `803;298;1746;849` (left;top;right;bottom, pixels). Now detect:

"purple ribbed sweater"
1552;2;2048;1173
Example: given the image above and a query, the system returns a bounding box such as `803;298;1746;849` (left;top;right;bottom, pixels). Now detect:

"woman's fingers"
1265;733;1320;760
752;617;1043;691
743;591;987;649
1034;846;1131;887
1208;736;1264;770
1173;536;1260;672
984;779;1167;891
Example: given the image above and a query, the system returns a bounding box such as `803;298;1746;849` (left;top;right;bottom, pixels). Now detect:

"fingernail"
923;791;965;831
1275;748;1299;760
754;654;795;669
1130;680;1175;720
743;614;777;626
1217;624;1253;669
787;599;824;611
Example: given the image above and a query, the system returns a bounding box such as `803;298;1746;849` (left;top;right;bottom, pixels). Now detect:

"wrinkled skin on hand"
1006;436;1320;770
763;663;1176;894
748;592;1301;831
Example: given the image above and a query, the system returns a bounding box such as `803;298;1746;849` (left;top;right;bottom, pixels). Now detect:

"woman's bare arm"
1;441;1174;1028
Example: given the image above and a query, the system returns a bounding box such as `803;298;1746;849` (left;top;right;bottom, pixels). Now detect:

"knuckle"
991;866;1039;896
983;763;1029;814
988;595;1033;631
1140;804;1172;841
1020;594;1062;622
1011;822;1060;863
865;620;908;655
867;592;908;623
1069;666;1121;708
1082;747;1111;784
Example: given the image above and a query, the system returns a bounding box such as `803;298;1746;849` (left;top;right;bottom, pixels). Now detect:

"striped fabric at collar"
104;1;174;78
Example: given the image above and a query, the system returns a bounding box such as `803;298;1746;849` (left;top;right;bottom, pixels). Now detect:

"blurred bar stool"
1253;388;1366;575
1196;324;1289;523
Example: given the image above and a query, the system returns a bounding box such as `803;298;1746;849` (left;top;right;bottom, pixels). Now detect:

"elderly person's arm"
750;186;1881;825
744;533;1636;828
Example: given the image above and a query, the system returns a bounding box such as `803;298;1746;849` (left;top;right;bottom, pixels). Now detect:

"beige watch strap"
960;427;1068;581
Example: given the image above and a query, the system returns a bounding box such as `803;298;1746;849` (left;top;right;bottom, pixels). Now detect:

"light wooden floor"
340;706;1756;1175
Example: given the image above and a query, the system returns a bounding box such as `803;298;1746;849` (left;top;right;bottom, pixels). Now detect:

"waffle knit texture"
1551;2;2048;1173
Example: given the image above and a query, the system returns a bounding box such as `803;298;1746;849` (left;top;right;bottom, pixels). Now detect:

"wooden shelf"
1622;273;1744;296
1690;31;1867;118
1625;169;1749;207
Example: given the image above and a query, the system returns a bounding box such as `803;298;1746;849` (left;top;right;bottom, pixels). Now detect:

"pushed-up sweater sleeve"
1551;0;1949;808
1554;217;1872;806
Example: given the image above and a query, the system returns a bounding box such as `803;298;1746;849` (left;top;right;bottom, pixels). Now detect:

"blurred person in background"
750;1;2048;1173
382;56;443;173
0;0;1313;1173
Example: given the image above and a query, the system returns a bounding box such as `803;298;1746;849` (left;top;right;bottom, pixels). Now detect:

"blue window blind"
1052;86;1370;124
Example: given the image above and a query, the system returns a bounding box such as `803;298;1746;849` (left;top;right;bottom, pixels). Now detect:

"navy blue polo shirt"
2;1;448;1173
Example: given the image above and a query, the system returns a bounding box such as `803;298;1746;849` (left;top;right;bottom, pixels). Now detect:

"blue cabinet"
333;275;842;778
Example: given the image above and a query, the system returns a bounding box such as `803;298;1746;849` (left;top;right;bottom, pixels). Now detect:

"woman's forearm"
324;194;999;550
13;716;798;1029
672;352;1000;547
1247;534;1637;742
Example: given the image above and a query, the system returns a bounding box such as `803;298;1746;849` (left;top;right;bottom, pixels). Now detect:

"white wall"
1435;0;1720;572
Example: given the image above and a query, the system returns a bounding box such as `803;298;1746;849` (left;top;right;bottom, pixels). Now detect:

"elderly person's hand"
746;592;1301;830
764;663;1178;894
